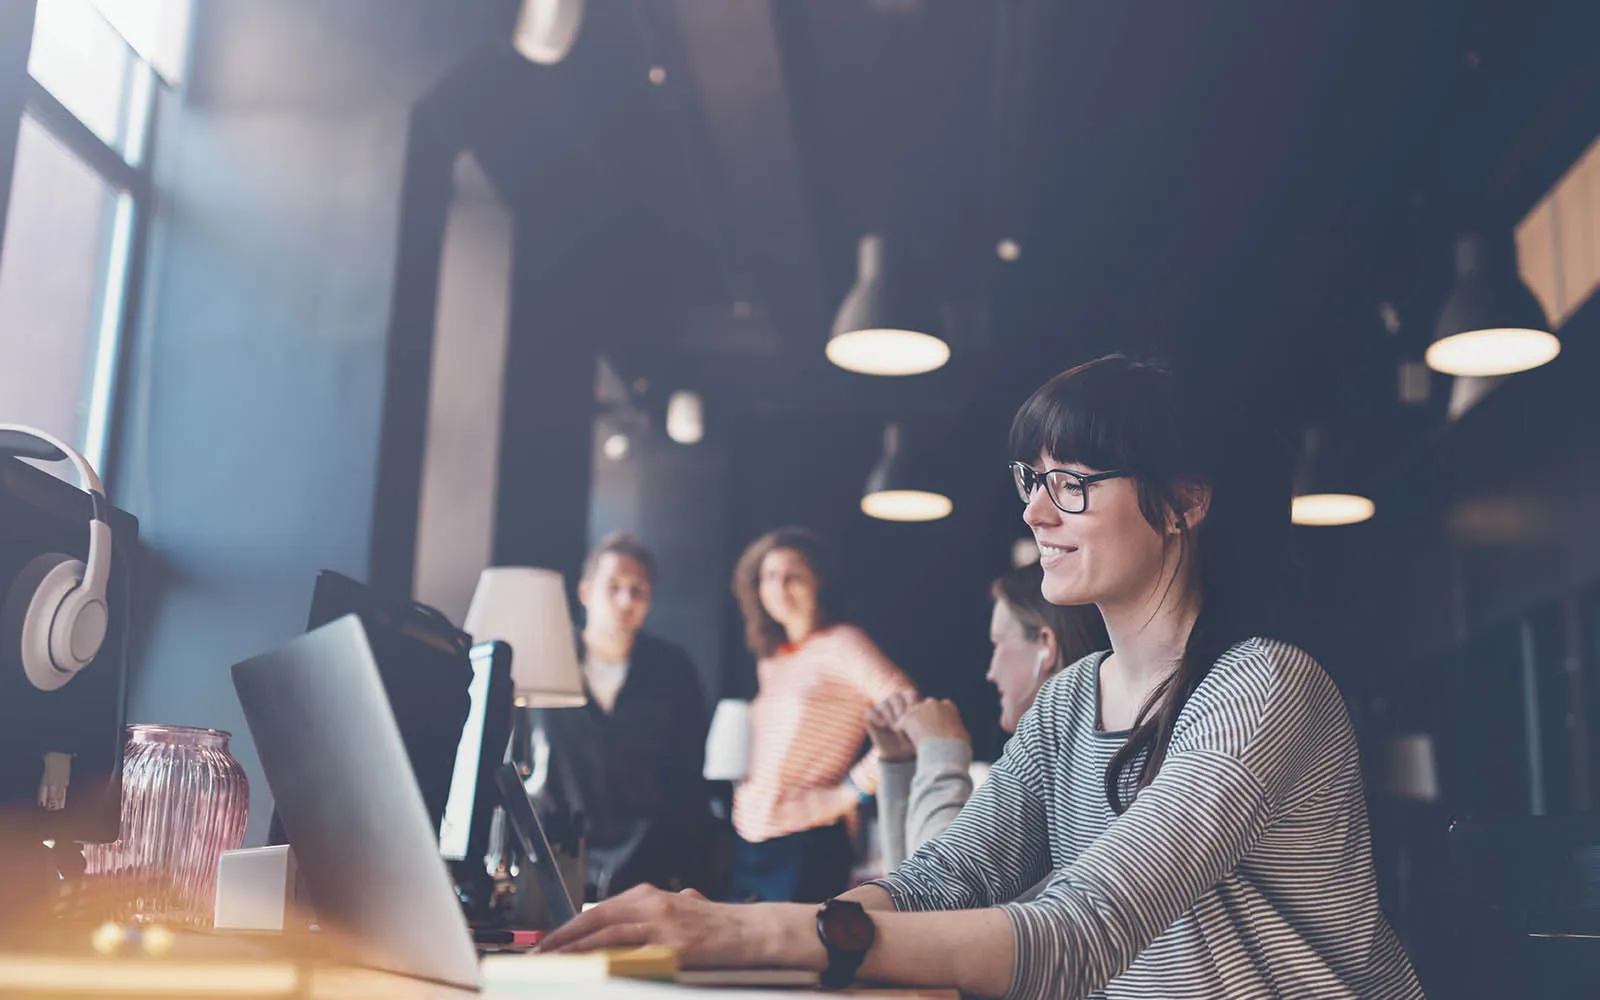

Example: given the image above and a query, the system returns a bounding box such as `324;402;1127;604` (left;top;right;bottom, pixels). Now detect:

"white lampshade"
1376;733;1439;802
666;390;704;445
464;567;586;708
703;699;750;781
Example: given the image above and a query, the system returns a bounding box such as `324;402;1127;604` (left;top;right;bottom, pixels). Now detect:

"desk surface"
312;967;958;999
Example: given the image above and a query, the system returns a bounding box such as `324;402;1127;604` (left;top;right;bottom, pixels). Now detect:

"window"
0;0;189;473
1517;131;1600;329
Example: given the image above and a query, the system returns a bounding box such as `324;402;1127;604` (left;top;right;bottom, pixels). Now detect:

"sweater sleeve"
904;738;973;855
997;641;1341;1000
876;759;914;870
867;700;1053;911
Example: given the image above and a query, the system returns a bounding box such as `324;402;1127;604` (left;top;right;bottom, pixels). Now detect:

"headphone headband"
0;424;110;603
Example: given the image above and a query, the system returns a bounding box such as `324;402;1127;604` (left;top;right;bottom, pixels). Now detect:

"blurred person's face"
985;598;1055;733
578;552;652;642
1022;451;1170;611
758;548;819;640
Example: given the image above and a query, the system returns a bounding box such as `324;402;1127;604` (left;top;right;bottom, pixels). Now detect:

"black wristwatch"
816;898;876;990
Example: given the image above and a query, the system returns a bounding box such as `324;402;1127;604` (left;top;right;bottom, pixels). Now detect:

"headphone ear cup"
3;552;86;691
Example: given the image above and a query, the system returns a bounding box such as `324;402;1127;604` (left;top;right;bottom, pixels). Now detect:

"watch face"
822;901;875;951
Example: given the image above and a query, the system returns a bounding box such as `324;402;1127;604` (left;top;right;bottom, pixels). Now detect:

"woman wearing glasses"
544;356;1422;1000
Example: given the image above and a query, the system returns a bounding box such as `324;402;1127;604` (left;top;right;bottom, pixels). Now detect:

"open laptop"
231;615;568;990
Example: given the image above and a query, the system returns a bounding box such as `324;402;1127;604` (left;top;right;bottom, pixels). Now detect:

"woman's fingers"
551;921;656;954
541;892;642;951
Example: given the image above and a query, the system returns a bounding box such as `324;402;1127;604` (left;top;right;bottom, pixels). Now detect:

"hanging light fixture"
826;235;948;376
1291;428;1374;527
665;390;703;445
860;424;952;522
512;0;585;64
1426;234;1558;377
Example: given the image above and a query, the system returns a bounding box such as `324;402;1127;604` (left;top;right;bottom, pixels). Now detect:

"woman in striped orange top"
727;527;915;904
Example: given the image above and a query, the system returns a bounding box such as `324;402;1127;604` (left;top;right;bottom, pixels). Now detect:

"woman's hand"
897;699;971;748
865;691;918;762
539;886;815;970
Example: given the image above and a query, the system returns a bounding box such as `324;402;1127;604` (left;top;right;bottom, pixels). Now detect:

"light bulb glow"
1425;328;1559;377
826;329;950;376
861;489;953;522
602;433;629;460
1292;493;1375;527
666;391;703;444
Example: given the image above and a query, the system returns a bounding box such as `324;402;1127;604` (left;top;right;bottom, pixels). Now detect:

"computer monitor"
439;641;513;870
265;571;472;847
0;454;137;846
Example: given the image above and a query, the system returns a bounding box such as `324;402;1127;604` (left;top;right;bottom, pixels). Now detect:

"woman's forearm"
751;902;1015;998
837;883;895;911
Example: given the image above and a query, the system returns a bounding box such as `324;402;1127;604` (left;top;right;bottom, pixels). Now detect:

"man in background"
533;533;711;900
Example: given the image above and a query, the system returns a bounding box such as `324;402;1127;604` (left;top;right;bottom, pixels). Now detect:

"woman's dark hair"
991;562;1109;676
732;527;841;659
1009;354;1290;812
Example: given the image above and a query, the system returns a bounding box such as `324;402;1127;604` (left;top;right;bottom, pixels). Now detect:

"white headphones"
1029;645;1051;687
0;425;112;691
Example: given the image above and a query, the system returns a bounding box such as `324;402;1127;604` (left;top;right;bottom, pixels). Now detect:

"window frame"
12;30;161;480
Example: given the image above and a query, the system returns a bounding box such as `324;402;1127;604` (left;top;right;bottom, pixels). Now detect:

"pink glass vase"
82;725;249;928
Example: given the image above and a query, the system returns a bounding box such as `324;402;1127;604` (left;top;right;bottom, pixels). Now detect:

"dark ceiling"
468;0;1591;467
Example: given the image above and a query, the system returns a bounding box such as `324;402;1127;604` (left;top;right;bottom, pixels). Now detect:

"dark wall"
111;0;499;843
589;411;730;709
717;411;1017;761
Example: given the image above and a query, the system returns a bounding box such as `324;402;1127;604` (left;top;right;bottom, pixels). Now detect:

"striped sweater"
734;624;915;844
872;638;1423;1000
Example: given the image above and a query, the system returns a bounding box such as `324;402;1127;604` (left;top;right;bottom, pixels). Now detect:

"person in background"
727;527;916;903
543;356;1422;1000
867;561;1109;869
533;532;710;900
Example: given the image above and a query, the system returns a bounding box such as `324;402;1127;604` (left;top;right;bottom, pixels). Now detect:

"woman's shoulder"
1206;638;1339;701
1178;638;1349;749
813;622;881;655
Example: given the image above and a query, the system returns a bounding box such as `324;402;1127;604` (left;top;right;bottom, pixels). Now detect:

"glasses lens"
1012;464;1033;505
1046;472;1088;513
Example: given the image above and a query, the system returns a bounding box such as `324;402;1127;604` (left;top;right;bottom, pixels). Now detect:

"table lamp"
703;699;750;782
1377;733;1439;802
463;568;586;709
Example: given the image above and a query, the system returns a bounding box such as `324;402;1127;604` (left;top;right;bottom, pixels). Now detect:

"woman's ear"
1167;482;1212;534
1037;626;1060;675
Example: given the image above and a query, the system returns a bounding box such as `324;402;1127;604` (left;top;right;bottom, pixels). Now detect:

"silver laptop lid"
231;615;479;989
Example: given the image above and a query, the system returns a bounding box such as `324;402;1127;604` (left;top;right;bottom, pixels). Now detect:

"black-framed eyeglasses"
1009;461;1130;514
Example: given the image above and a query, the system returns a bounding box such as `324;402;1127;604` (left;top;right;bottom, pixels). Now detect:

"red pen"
473;929;545;948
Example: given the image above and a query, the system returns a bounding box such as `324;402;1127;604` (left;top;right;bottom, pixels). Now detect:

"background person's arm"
905;737;973;855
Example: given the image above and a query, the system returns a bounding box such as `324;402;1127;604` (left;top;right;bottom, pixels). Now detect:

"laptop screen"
439;644;494;862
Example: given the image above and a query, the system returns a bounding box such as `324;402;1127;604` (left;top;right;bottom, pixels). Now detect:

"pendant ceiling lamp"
1291;428;1374;527
1426;234;1558;377
826;235;948;377
861;424;952;522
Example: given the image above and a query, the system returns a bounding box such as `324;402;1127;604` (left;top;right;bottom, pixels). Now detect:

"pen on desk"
473;929;545;947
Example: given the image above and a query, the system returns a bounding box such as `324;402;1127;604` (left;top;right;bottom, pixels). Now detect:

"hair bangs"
1009;356;1143;474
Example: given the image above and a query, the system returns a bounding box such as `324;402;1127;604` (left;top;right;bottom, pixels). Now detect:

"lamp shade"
1427;234;1558;377
861;423;952;522
463;567;586;708
1376;733;1439;802
703;699;750;781
512;0;584;65
665;390;704;445
1291;427;1374;527
826;235;948;376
